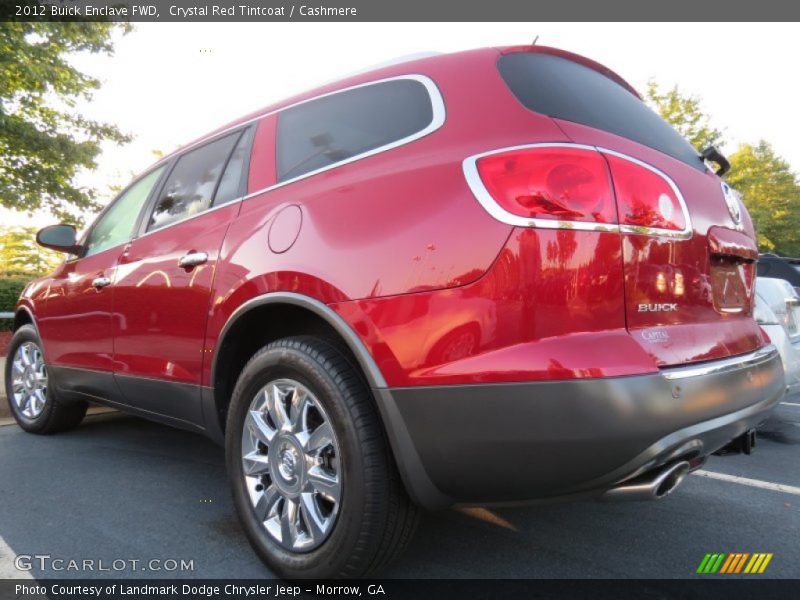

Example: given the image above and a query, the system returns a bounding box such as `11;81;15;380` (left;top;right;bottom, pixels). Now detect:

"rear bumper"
375;344;785;509
760;323;800;395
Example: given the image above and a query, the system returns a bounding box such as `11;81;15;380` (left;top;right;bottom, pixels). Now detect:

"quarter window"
148;133;240;231
276;79;435;182
84;166;165;257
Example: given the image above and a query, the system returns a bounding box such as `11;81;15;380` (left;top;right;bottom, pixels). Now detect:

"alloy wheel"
241;378;342;552
10;342;48;419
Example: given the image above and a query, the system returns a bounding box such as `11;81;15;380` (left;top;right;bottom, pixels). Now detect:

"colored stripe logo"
697;553;773;574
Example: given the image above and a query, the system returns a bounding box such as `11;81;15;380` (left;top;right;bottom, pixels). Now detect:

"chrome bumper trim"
661;344;779;381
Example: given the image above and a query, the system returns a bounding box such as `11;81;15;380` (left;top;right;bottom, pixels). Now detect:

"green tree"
645;81;724;150
726;142;800;256
647;82;800;255
0;226;62;275
0;21;131;226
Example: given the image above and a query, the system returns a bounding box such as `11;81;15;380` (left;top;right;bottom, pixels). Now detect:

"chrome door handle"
178;251;208;268
92;276;111;289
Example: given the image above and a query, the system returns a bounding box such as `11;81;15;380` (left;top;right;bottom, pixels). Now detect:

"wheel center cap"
278;446;298;480
270;435;305;496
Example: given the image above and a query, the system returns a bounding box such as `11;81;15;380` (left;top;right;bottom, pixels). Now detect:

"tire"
4;325;87;434
225;336;418;579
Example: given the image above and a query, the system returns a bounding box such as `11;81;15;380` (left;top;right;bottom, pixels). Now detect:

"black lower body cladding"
376;345;785;509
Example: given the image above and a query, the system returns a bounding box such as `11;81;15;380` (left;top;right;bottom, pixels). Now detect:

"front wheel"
4;325;87;434
225;336;418;578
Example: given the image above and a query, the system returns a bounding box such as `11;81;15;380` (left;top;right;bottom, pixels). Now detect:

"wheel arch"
209;292;387;435
14;306;35;332
13;306;46;362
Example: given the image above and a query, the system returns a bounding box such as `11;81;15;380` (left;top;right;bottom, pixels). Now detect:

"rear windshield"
498;53;704;171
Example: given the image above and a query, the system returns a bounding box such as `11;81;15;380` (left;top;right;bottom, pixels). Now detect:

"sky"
2;21;799;228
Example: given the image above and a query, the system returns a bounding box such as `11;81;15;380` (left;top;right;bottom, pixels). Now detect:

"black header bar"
1;578;797;600
3;0;800;22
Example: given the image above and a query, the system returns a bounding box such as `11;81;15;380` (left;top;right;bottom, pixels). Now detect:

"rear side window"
148;132;240;232
276;79;434;182
497;53;704;171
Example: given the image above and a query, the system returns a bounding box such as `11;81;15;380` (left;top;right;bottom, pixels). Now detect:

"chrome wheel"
10;342;48;419
242;378;341;552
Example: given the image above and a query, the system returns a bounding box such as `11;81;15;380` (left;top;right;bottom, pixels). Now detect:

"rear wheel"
4;325;87;434
226;336;418;578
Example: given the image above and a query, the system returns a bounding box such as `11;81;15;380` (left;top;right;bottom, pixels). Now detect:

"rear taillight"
464;144;690;237
474;147;616;224
605;153;686;234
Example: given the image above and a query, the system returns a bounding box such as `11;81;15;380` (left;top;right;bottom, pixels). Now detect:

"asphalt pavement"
0;393;798;579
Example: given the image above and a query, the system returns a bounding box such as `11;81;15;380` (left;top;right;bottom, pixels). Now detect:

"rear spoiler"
499;45;641;99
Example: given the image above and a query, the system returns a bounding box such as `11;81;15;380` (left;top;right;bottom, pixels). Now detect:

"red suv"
5;46;785;578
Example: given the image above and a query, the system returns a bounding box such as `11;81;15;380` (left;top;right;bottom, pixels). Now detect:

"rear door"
498;50;763;366
111;128;253;422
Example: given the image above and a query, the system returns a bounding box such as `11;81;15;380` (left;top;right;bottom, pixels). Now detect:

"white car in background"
756;277;800;396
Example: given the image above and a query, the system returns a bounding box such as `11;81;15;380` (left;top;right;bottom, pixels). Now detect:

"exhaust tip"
653;461;690;499
602;460;691;502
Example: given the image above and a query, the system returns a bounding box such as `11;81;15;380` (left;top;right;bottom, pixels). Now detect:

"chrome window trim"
150;74;445;172
134;197;238;241
462;142;693;239
72;180;234;251
272;74;445;188
124;75;445;240
65;175;230;256
660;344;779;381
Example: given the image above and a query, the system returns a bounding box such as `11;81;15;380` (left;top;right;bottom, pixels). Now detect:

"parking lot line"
780;401;800;407
693;469;800;496
0;535;33;579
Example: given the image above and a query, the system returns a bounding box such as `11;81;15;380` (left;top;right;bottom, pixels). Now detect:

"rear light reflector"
474;147;616;224
605;153;687;233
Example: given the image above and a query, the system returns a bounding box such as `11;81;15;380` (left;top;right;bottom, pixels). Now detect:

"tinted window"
498;53;704;171
757;257;800;286
84;167;164;257
214;128;252;206
276;79;434;182
148;134;239;231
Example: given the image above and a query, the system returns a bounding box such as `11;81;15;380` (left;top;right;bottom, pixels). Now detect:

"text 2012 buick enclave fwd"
5;46;785;578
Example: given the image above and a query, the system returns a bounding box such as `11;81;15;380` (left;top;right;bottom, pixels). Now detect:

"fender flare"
14;305;38;331
210;291;450;509
210;291;387;390
14;305;45;360
11;305;60;391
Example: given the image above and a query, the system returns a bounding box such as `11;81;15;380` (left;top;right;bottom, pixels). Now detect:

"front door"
39;167;166;400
